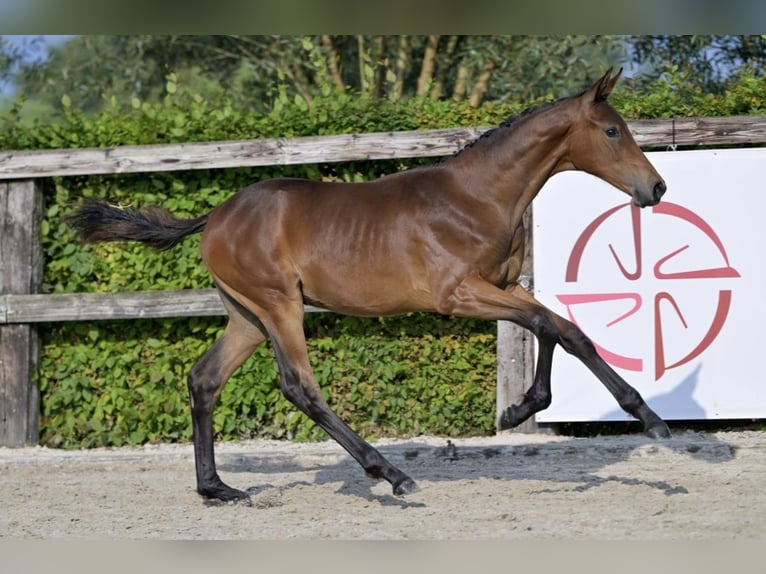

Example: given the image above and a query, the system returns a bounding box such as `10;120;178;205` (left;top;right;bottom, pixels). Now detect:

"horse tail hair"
66;199;208;251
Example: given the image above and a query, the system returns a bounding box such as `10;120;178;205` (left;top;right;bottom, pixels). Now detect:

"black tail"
66;199;208;251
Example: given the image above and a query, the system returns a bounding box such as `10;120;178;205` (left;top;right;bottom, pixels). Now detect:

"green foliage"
5;35;624;119
613;66;766;120
4;70;766;449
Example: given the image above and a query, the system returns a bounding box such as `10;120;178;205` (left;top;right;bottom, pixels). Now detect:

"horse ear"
588;67;623;103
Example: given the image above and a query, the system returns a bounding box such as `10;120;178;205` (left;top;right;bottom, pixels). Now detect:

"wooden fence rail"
2;116;766;446
0;290;326;323
1;115;766;179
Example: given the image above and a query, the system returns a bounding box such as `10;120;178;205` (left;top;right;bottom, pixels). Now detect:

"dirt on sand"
1;430;764;540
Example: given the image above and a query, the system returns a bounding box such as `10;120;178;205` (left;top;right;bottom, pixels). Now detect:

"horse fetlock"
615;386;646;414
364;464;385;480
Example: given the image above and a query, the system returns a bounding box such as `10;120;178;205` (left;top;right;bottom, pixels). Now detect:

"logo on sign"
556;202;740;380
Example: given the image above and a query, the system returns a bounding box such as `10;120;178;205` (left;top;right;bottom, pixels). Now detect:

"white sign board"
533;148;765;422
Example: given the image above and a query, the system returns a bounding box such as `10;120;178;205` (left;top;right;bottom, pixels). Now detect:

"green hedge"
4;70;766;448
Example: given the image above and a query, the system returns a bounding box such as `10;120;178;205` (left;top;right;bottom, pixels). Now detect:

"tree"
7;35;766;126
0;36;49;97
628;35;766;92
310;35;623;105
5;35;628;120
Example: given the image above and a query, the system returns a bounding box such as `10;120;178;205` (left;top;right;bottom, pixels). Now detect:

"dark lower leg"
187;327;261;501
319;406;417;494
499;337;555;430
190;403;248;501
278;358;417;495
592;358;670;438
562;328;670;438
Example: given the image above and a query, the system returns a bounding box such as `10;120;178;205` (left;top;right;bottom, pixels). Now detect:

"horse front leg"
447;276;670;438
498;336;555;430
554;318;670;438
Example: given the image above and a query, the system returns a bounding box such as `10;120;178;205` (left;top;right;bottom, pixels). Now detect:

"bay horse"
68;68;670;503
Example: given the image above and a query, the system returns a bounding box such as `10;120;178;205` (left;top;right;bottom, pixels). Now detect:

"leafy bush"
4;70;766;448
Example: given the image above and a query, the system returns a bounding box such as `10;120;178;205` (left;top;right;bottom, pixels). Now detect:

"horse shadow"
214;425;738;509
217;359;742;507
213;363;743;507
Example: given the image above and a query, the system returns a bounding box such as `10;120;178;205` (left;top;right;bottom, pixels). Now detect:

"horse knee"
531;313;559;342
559;323;596;356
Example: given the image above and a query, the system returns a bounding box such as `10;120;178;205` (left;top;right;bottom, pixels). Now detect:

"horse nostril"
653;181;667;201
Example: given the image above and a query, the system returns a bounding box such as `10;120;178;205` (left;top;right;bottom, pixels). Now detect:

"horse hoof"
645;422;671;439
198;484;251;504
393;477;420;496
498;405;523;430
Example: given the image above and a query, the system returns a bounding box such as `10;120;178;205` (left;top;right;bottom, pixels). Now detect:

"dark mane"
448;92;582;161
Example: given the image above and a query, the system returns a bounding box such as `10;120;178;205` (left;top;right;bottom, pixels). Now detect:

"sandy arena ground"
1;430;764;540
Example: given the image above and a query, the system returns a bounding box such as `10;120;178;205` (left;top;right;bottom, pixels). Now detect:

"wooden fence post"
0;180;43;446
496;321;536;432
496;208;537;433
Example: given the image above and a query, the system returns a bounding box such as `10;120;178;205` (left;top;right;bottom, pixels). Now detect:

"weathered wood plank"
0;128;485;179
630;115;766;147
1;290;325;324
0;180;43;446
0;181;43;293
0;116;764;179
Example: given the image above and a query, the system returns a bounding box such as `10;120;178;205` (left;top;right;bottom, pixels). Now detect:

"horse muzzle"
634;180;667;207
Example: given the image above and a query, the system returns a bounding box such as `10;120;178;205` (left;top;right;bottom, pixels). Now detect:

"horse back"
200;169;472;315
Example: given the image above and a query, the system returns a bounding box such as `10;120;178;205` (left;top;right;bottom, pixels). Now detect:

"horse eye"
605;127;620;138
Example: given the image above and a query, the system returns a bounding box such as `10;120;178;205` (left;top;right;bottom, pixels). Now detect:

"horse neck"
446;102;575;228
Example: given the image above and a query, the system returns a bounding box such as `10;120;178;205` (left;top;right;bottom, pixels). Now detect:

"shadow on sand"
213;427;738;508
211;361;746;508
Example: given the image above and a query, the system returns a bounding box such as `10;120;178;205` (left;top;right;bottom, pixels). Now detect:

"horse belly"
299;260;433;316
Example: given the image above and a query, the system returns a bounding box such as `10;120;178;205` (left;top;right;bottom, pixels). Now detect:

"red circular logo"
556;202;740;380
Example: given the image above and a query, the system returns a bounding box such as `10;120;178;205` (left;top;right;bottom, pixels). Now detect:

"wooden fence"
2;115;766;447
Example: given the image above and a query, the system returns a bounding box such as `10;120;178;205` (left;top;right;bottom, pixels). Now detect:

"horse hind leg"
264;303;419;496
188;294;267;502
